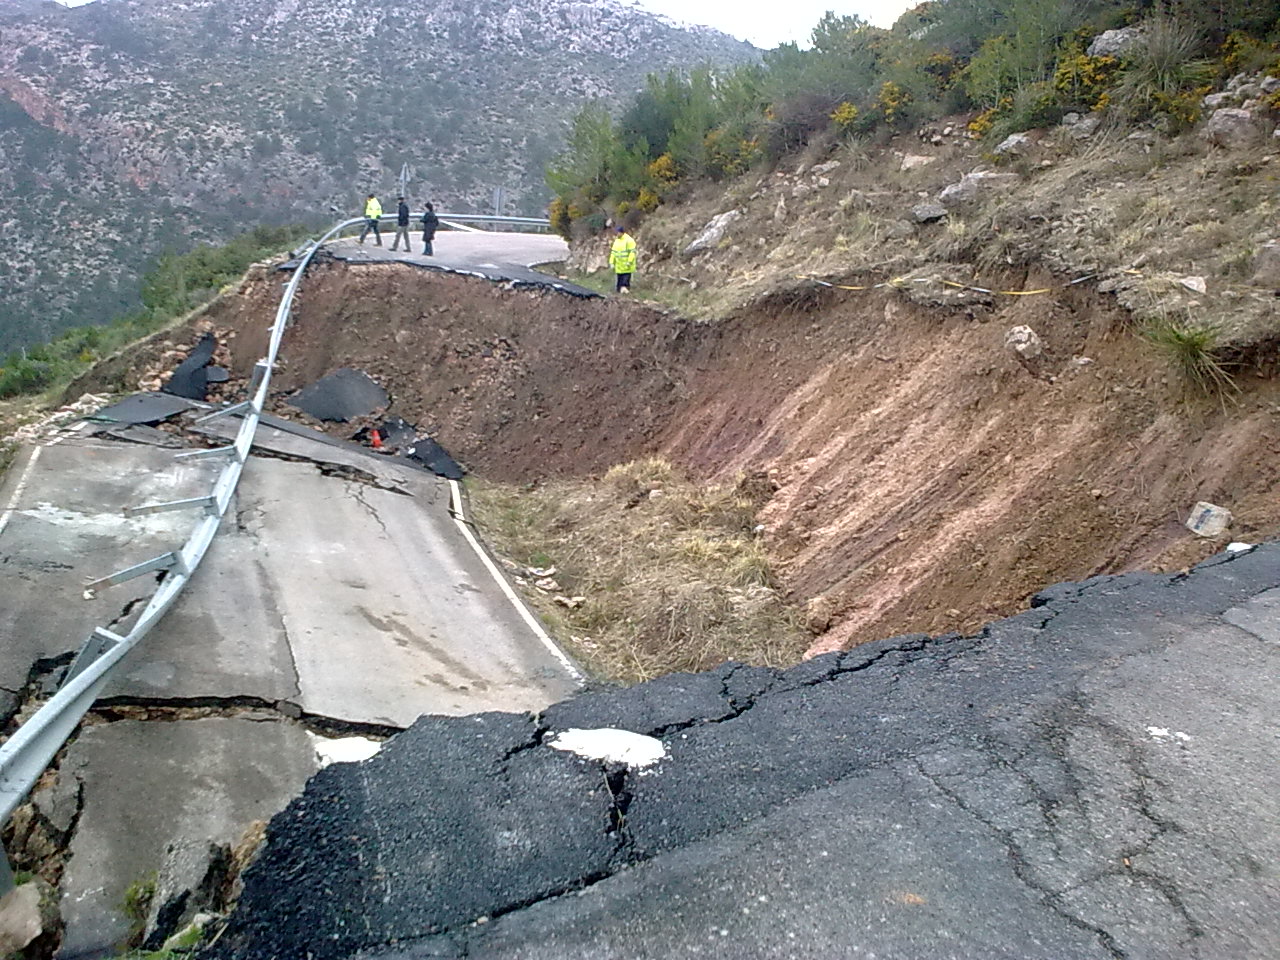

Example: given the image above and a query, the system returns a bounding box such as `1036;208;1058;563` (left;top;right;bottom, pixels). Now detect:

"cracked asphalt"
208;543;1280;960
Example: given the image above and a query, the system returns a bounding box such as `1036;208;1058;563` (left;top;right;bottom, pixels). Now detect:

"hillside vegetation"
550;0;1280;233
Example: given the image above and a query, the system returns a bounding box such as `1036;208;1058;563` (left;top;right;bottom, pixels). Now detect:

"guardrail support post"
62;628;125;688
86;552;178;592
124;496;218;518
175;445;239;462
195;401;253;424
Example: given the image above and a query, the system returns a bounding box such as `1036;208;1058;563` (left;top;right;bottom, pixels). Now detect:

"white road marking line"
448;479;583;683
0;445;42;540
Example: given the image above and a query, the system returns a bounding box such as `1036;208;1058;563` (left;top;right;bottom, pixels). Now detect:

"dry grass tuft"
468;457;806;684
1142;311;1239;399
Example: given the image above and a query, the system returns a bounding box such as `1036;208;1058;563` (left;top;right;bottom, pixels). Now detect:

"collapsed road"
0;402;580;956
207;542;1280;960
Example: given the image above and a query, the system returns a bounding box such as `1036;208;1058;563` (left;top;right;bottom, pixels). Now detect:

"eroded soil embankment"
200;261;1280;654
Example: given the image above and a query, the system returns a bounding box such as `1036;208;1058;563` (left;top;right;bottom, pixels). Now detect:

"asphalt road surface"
208;542;1280;960
325;231;596;297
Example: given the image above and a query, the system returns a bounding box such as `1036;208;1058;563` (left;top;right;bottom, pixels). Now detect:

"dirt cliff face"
189;260;1279;656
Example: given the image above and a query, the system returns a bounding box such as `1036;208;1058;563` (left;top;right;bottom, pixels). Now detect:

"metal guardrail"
332;213;553;238
0;215;395;893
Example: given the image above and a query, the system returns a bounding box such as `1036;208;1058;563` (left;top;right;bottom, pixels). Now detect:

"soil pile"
100;259;1279;659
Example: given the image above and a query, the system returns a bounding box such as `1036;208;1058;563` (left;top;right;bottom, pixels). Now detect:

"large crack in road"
206;543;1280;960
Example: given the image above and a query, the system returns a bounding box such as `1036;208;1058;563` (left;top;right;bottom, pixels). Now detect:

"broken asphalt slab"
51;718;318;959
288;367;389;422
86;392;198;425
206;543;1280;960
162;332;218;401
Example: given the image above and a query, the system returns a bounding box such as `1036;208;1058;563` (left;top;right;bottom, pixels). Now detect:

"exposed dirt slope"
161;258;1280;658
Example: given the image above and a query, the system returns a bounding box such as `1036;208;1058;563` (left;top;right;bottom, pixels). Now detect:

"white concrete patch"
18;501;186;538
311;734;383;767
549;728;667;768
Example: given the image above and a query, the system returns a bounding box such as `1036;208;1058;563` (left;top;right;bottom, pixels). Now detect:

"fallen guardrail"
0;216;375;893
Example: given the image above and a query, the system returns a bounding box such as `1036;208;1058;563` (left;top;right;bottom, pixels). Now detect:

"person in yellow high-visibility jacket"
609;225;637;293
359;194;383;246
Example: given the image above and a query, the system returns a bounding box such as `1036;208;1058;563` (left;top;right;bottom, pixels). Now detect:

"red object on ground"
370;429;382;448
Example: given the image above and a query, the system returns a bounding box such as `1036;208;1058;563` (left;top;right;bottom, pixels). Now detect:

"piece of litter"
1185;501;1232;538
549;728;667;768
1178;275;1207;294
534;577;561;592
527;565;557;578
1146;726;1192;743
554;595;586;609
312;735;383;767
1226;542;1255;553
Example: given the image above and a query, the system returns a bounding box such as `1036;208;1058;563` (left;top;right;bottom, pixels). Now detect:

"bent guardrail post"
0;216;367;893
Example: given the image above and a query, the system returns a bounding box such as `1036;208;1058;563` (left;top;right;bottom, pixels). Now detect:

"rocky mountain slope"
0;0;753;352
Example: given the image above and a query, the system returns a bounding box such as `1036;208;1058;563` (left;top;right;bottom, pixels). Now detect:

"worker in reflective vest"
609;225;637;293
359;194;383;245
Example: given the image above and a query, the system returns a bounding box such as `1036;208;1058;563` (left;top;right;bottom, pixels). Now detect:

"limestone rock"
1250;240;1280;287
1201;91;1238;110
683;210;742;256
885;220;915;239
773;195;788;223
939;171;1020;207
790;182;813;200
1087;26;1143;58
994;133;1034;156
1005;325;1050;378
911;201;947;223
900;153;936;171
811;160;841;176
1061;112;1102;139
1262;76;1280;94
1203;108;1262;149
0;883;45;955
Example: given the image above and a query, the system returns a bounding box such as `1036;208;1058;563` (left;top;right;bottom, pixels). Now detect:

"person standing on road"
359;193;383;245
610;224;637;293
390;196;412;252
420;202;439;256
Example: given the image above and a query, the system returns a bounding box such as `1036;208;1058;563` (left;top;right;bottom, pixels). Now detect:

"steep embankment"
95;255;1279;659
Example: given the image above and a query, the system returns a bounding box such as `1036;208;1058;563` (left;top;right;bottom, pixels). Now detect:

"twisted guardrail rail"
0;214;551;890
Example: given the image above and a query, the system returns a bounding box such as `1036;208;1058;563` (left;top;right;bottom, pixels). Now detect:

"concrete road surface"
2;425;581;958
209;543;1280;960
0;432;580;723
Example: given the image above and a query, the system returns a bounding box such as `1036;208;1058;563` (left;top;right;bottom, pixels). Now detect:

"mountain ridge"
0;0;755;352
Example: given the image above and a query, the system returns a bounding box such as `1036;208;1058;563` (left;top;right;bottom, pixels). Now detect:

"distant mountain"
0;0;754;352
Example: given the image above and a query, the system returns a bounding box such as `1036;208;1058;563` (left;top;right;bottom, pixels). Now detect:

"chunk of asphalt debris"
353;417;417;450
206;365;230;383
163;332;218;400
88;391;197;425
289;368;389;422
406;436;464;480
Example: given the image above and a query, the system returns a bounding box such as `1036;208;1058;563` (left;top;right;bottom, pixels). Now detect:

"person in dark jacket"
390;196;411;252
420;202;439;256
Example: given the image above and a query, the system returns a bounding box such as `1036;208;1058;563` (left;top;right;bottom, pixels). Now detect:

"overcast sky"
633;0;915;48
